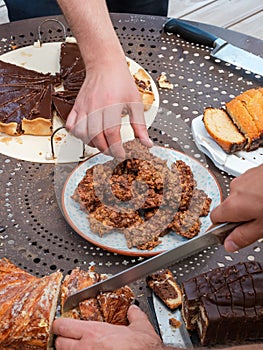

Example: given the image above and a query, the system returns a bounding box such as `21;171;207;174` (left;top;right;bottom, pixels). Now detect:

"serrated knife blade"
164;18;263;76
63;222;242;312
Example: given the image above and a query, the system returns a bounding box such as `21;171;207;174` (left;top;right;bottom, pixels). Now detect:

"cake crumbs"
169;317;182;328
157;72;173;90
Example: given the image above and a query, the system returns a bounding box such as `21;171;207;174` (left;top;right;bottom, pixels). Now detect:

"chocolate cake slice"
0;90;40;135
52;90;77;122
60;42;84;79
0;59;56;136
22;84;53;135
182;261;263;346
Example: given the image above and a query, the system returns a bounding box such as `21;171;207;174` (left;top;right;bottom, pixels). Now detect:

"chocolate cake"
181;261;263;346
0;60;55;136
0;41;155;137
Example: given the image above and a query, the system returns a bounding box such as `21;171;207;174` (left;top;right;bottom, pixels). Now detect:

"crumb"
169;317;182;328
157;72;173;90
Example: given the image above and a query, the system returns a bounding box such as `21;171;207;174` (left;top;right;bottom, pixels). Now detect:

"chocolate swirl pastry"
0;258;134;349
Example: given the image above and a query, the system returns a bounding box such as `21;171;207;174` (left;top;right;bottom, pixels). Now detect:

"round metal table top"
0;13;262;325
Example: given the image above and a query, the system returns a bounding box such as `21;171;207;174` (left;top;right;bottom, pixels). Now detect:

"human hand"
65;55;153;160
210;164;263;252
53;304;163;350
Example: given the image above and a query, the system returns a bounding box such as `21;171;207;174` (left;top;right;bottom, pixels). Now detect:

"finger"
128;305;154;329
103;104;125;159
55;336;79;350
52;318;89;340
129;102;153;148
65;108;78;131
224;221;263;252
210;195;256;224
67;113;90;144
87;110;109;152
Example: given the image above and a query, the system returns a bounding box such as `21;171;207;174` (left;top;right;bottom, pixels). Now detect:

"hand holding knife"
163;18;263;76
63;221;242;311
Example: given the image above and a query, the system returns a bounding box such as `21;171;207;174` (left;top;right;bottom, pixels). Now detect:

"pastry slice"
0;258;62;350
60;267;134;324
60;266;101;319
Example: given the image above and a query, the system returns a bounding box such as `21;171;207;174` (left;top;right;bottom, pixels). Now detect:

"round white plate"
191;115;263;177
61;146;222;257
0;42;159;163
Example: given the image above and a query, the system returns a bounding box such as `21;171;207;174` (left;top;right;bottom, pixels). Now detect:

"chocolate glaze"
27;84;53;121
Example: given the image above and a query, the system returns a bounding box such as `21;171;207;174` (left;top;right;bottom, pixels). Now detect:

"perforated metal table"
0;13;263;320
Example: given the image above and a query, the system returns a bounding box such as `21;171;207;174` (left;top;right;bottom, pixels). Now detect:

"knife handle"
211;222;243;244
164;18;217;48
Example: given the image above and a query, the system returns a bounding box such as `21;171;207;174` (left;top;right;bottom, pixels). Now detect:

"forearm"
57;0;126;66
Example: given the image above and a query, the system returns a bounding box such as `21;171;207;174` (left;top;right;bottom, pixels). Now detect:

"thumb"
127;305;157;334
127;304;149;324
224;221;263;252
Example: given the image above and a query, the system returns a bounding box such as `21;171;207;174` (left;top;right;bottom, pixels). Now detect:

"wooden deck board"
180;0;263;27
168;0;263;39
168;0;215;18
229;10;263;39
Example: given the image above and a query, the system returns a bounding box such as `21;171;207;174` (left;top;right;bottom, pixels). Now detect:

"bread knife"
163;18;263;76
63;221;242;311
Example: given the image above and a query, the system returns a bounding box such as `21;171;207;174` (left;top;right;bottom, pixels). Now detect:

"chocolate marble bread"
181;261;263;346
146;269;182;309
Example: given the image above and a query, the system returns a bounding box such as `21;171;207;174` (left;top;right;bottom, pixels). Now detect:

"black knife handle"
164;18;217;48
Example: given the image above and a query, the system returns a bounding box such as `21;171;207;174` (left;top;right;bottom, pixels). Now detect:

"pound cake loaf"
181;261;263;346
203;87;263;153
226;98;260;150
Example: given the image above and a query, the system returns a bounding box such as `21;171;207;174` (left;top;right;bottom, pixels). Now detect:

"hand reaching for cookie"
57;0;153;159
65;56;153;160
